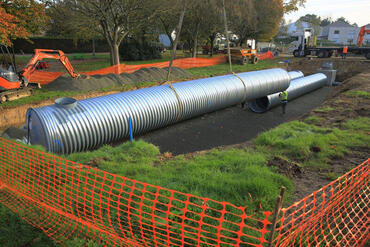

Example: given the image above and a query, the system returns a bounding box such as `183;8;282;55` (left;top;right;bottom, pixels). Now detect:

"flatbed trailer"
293;46;370;59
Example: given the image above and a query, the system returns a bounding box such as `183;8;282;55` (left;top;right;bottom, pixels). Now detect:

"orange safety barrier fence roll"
0;138;272;246
273;158;369;247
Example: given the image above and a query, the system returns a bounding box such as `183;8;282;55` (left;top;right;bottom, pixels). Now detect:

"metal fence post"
267;186;286;247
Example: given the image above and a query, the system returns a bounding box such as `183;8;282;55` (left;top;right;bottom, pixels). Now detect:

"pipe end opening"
248;96;270;113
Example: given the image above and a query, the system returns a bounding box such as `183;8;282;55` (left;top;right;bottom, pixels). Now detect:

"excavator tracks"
0;88;33;104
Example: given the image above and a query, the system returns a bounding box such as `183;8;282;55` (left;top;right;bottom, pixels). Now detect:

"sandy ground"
142;86;332;155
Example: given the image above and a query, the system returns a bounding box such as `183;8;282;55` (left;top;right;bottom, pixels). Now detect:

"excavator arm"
21;49;80;81
357;26;370;47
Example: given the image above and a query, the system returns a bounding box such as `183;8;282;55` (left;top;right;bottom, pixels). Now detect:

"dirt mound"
268;157;303;178
328;72;370;99
45;67;193;92
301;71;370;128
1;127;27;140
288;59;370;81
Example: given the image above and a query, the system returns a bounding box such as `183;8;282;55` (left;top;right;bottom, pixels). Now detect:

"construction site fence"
0;137;368;246
29;52;274;84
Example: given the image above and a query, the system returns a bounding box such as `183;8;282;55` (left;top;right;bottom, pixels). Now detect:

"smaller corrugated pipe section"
248;73;328;113
27;68;291;154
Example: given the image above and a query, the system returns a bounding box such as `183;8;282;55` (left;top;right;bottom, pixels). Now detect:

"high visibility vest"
280;91;288;101
343;46;348;54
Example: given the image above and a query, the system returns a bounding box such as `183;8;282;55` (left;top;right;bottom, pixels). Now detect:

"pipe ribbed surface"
288;70;304;80
248;73;328;113
27;68;290;154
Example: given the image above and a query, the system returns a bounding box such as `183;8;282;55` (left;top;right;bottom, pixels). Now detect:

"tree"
181;0;208;57
283;0;306;13
0;6;28;46
45;0;101;55
0;0;47;46
298;14;321;36
336;17;350;24
158;3;180;48
255;0;284;41
75;0;166;65
167;0;187;81
198;1;222;57
321;17;333;27
227;0;258;46
277;18;289;37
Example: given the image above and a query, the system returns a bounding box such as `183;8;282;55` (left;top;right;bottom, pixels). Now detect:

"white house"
320;21;358;45
284;20;370;46
286;21;316;36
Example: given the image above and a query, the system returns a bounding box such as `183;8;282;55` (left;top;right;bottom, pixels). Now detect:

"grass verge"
187;59;285;77
66;141;293;212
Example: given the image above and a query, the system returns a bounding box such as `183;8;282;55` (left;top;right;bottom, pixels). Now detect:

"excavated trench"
1;59;369;150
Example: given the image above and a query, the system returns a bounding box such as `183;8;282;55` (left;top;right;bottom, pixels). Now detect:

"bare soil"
288;58;370;81
290;72;370;201
45;67;192;92
0;90;120;133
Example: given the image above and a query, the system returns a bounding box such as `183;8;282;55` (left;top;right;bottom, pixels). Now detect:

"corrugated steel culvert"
27;68;291;154
248;73;328;113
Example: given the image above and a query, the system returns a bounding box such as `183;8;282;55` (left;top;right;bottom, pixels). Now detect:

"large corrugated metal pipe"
248;73;328;113
288;70;304;80
27;68;291;154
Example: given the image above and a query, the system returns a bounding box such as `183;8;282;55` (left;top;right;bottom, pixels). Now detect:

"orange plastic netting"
1;139;367;246
29;52;274;85
28;56;226;84
0;138;272;246
273;158;369;247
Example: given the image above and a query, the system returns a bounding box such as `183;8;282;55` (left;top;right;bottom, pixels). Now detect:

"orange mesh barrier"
0;137;272;246
29;53;274;85
0;137;369;246
29;56;226;85
257;51;274;61
274;158;370;247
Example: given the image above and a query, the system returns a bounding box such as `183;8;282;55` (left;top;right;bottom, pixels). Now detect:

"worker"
279;91;288;114
342;46;348;59
298;44;303;56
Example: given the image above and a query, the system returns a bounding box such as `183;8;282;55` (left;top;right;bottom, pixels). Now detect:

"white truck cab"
289;28;314;56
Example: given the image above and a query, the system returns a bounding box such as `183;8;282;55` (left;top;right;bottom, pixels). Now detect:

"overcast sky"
284;0;370;26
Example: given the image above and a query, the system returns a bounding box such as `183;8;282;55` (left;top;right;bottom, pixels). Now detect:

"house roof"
326;21;354;28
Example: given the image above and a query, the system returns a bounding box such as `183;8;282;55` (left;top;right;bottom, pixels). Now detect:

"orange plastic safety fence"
257;51;274;61
0;137;272;246
29;53;274;85
29;56;227;85
273;158;369;247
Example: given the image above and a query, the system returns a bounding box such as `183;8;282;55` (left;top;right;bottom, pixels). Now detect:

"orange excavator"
0;46;79;103
357;25;370;47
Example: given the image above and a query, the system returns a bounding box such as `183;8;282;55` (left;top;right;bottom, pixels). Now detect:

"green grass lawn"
187;59;286;77
57;116;369;226
66;141;293;212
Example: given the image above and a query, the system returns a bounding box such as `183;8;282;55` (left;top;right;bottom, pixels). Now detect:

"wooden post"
268;187;286;247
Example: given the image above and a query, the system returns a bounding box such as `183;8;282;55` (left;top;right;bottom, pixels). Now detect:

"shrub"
119;39;162;61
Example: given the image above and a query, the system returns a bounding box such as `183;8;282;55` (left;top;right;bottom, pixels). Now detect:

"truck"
289;27;370;59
